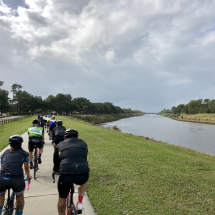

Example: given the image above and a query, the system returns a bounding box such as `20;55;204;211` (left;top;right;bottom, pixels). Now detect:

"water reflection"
99;114;215;156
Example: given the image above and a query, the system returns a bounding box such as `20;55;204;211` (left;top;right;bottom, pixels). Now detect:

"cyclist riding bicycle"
0;135;32;215
53;129;90;214
38;116;45;127
49;116;56;140
52;120;66;150
43;116;47;128
28;119;44;169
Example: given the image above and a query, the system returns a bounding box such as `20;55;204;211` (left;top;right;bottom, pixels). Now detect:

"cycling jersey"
50;120;56;126
53;126;66;137
28;125;44;138
54;138;89;175
0;149;29;178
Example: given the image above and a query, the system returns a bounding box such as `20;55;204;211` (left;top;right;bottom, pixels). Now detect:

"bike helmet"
9;135;23;145
57;120;63;125
40;116;43;119
32;119;39;124
52;115;55;118
65;129;79;138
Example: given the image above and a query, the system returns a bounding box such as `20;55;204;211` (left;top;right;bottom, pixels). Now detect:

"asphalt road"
0;129;96;215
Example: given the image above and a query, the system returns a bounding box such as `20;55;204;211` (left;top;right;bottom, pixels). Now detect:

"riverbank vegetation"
159;99;215;124
160;99;215;115
2;116;215;214
69;112;143;125
0;81;142;116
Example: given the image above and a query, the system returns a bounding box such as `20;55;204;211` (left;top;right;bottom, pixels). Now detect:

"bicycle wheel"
33;148;38;179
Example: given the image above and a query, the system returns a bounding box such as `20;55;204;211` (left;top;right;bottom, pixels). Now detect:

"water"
99;114;215;155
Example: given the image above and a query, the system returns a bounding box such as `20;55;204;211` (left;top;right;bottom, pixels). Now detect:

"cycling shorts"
0;176;25;195
28;137;43;152
46;122;50;126
50;125;56;131
54;136;65;145
58;173;89;198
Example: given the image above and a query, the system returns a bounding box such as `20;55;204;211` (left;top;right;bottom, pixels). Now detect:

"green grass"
0;116;35;151
1;116;215;214
69;113;143;124
60;116;215;215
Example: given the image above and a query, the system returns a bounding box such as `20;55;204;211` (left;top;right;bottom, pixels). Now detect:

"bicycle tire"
33;148;38;179
3;210;9;215
9;192;15;215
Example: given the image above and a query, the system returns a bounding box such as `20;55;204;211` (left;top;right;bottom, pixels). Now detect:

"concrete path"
0;130;96;215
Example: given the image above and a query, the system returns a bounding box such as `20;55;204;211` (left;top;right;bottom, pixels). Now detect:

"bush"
112;125;121;132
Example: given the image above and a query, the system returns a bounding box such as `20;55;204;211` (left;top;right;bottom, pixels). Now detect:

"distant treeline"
0;81;143;115
160;99;215;115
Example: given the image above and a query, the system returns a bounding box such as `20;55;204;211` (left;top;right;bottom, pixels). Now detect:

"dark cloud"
1;0;215;112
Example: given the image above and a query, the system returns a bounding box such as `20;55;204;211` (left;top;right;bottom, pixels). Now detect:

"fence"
0;116;30;126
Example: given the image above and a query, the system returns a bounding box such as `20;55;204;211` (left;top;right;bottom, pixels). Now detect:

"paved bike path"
2;131;96;215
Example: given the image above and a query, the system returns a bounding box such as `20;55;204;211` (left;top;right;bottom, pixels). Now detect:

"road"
0;128;96;215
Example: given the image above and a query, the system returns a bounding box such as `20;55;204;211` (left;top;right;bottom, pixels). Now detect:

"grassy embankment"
0;116;35;151
1;116;215;214
69;113;143;124
162;113;215;124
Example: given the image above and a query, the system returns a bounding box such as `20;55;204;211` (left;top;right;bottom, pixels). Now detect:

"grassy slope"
61;116;215;215
0;116;35;151
1;116;215;214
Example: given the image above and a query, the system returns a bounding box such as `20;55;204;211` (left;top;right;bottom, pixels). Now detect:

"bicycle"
2;179;30;215
52;172;82;215
33;145;39;179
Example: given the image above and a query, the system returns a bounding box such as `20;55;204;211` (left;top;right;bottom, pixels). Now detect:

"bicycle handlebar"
24;178;31;190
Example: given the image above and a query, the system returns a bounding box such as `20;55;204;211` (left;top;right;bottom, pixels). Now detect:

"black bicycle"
33;146;39;179
3;179;30;215
52;172;82;215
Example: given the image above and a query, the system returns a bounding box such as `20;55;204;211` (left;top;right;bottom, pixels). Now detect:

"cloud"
0;0;215;112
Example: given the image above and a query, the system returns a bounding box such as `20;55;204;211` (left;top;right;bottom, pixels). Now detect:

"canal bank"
1;116;215;214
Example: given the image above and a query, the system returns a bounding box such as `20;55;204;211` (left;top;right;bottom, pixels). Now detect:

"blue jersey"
50;120;56;126
0;148;29;178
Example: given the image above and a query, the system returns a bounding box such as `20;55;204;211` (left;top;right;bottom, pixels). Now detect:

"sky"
0;0;215;112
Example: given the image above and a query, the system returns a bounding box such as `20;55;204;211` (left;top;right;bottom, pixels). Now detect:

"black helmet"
65;129;79;138
32;119;39;124
9;135;23;145
57;120;63;126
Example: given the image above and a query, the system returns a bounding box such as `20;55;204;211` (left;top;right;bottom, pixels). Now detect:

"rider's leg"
78;182;87;197
0;193;5;214
29;151;33;162
16;192;24;214
57;197;66;215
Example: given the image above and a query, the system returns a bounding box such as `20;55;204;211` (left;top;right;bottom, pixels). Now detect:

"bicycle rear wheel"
33;148;38;179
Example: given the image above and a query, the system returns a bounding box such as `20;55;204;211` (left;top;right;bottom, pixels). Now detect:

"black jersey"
0;148;29;178
53;125;66;138
54;138;89;175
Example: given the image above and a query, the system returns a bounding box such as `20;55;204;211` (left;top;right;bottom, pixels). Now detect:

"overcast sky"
0;0;215;112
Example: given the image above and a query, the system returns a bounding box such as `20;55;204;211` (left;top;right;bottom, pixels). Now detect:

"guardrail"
0;116;30;126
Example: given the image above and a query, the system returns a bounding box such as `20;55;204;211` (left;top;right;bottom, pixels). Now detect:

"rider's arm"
24;156;31;178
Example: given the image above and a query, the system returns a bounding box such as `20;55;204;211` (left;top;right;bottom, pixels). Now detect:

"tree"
11;83;23;114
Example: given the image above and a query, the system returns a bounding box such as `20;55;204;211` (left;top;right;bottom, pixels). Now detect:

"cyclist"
43;116;47;129
28;119;44;169
49;115;56;140
38;116;44;127
46;115;51;133
52;120;66;150
53;129;89;214
0;135;32;215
